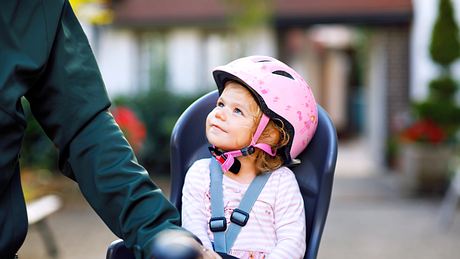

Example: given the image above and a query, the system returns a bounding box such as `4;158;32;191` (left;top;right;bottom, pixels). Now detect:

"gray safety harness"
208;158;271;253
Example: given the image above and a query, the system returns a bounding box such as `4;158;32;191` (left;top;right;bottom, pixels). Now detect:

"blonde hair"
253;118;290;173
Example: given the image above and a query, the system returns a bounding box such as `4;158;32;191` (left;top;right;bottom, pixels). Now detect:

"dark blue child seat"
107;90;338;259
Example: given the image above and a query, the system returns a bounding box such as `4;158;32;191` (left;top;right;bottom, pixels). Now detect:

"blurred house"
82;0;414;170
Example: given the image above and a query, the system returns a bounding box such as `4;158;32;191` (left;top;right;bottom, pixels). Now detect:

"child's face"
206;81;260;151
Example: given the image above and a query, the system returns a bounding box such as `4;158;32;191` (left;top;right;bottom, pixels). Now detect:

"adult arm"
24;1;183;257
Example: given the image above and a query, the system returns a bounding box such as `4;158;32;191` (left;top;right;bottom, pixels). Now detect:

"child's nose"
215;109;226;120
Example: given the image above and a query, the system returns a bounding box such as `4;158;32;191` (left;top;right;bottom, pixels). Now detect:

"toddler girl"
181;55;318;259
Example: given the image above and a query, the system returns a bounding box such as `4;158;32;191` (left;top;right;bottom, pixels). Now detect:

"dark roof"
113;0;412;27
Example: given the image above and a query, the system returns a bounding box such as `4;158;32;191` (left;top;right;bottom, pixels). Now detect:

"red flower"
400;119;447;144
111;106;147;153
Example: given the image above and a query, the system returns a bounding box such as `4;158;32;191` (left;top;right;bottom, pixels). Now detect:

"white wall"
166;29;202;94
323;50;349;132
205;27;276;84
81;22;139;98
240;27;277;57
82;24;139;98
166;27;276;94
368;31;388;168
97;29;139;97
83;1;460;103
84;21;277;96
204;34;229;87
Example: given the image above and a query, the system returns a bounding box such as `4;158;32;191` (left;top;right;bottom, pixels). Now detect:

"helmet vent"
272;70;294;80
257;60;271;63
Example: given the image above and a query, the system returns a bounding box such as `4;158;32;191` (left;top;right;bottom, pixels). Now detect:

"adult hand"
199;246;222;259
150;230;221;259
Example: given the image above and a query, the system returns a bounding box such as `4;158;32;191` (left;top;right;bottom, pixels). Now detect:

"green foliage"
428;75;458;99
414;100;460;131
223;0;273;31
113;89;204;174
429;0;460;68
20;99;58;171
412;0;460;141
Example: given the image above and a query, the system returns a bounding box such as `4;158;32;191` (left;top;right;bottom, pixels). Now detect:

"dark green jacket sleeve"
23;1;182;257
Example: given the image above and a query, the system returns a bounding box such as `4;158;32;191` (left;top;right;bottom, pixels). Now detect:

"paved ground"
17;139;460;259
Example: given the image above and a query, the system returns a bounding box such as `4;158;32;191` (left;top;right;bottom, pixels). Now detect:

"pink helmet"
213;55;318;165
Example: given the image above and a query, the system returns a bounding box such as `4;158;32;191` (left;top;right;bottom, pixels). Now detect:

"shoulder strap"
209;158;271;253
224;172;270;252
209;158;227;252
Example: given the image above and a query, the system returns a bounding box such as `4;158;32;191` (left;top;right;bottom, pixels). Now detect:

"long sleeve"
181;159;213;249
21;1;183;257
267;169;306;259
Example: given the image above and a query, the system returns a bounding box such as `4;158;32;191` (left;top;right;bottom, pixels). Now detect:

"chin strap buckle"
240;146;255;156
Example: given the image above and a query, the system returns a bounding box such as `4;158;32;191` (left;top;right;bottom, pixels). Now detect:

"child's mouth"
211;124;227;133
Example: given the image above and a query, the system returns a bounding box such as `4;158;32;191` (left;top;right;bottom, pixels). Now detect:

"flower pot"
400;143;452;194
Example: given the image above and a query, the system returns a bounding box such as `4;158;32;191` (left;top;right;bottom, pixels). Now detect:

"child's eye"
217;101;224;108
234;108;243;115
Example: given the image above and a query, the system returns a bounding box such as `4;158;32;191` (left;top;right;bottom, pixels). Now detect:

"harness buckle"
230;208;249;226
209;217;227;232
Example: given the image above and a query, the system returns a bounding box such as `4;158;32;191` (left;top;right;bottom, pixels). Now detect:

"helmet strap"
209;114;276;174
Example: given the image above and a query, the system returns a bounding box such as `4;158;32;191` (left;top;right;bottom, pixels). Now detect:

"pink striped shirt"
181;158;306;259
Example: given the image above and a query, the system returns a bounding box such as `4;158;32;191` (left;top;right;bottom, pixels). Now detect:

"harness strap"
209;158;271;254
224;172;270;252
210;158;227;252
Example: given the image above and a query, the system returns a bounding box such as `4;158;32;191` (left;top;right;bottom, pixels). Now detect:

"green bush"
429;0;460;67
113;89;205;174
428;76;458;99
413;0;460;141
